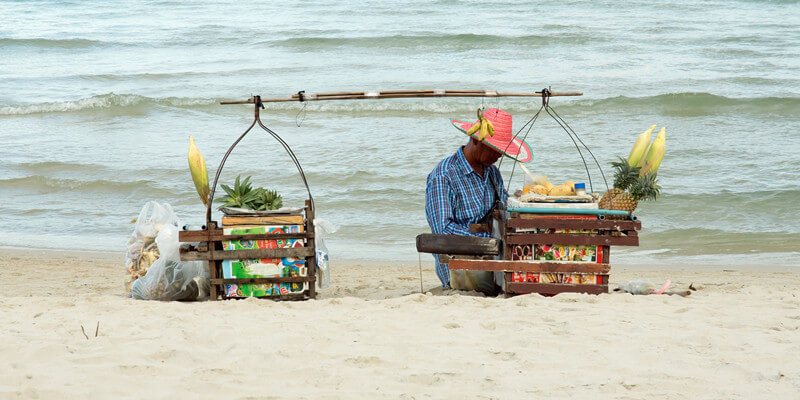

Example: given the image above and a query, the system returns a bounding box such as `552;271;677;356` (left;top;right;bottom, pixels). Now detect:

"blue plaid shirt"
425;147;507;287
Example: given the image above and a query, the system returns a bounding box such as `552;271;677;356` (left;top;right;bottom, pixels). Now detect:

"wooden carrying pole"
220;89;582;104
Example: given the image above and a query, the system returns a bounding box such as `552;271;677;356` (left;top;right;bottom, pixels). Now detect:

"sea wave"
3;92;799;117
0;175;177;195
270;32;599;49
0;93;221;116
0;37;116;49
14;161;110;175
656;189;800;216
636;228;800;256
574;92;800;117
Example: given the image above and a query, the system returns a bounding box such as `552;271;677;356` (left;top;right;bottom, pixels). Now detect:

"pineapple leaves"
611;156;641;191
215;175;283;210
629;172;661;202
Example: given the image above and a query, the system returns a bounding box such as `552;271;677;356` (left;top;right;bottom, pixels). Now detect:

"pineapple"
599;157;661;218
253;188;283;211
217;175;285;211
599;157;639;211
217;175;262;209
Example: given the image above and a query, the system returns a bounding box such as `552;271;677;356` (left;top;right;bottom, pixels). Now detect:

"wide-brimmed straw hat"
451;108;532;163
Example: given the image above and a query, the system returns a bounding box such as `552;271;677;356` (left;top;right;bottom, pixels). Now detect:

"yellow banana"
486;118;494;137
628;124;656;167
640;127;666;175
479;117;489;141
188;136;210;206
466;121;481;136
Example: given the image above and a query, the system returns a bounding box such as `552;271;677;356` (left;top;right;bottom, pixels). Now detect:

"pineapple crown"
611;156;641;191
628;172;661;201
217;175;283;210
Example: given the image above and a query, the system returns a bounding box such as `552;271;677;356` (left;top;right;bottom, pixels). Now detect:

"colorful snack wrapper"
535;244;598;262
511;272;540;283
222;225;304;250
221;225;307;297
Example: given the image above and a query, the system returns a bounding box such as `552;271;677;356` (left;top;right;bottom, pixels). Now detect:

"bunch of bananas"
465;108;495;141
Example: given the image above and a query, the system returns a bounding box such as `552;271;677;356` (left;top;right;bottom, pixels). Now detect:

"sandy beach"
1;248;797;399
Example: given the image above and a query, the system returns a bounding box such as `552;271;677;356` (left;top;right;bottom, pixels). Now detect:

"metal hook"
540;87;551;107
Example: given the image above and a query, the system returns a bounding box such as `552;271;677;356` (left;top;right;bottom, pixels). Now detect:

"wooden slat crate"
448;210;641;296
178;200;317;301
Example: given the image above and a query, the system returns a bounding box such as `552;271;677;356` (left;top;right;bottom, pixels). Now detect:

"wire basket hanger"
208;95;314;225
499;87;609;196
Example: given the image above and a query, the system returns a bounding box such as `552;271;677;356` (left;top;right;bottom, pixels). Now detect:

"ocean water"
1;0;798;265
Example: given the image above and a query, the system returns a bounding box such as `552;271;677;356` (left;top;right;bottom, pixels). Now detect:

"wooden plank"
507;218;641;231
221;214;304;226
449;259;610;274
505;283;608;295
210;259;220;300
178;229;216;242
180;247;314;261
415;234;500;255
210;276;315;285
305;200;317;299
439;254;496;264
179;230;311;242
506;233;639;247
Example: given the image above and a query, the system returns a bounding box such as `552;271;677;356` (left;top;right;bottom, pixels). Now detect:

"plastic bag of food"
615;279;656;295
124;201;179;291
314;218;337;289
130;223;209;301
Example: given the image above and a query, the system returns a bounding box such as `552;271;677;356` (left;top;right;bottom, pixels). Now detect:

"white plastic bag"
130;223;209;301
314;218;337;289
615;280;656;295
132;201;180;242
125;201;179;291
126;201;209;301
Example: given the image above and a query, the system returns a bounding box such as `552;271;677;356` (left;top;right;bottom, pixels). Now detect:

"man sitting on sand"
425;108;532;294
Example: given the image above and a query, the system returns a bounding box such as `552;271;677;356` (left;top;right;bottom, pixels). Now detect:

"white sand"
1;248;798;399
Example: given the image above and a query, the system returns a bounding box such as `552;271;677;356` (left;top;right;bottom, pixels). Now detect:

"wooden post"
305;199;317;300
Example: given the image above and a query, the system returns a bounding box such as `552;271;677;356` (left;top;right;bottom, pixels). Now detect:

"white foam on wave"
0;93;220;115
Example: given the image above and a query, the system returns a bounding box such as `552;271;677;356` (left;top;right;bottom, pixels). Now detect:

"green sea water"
0;0;798;265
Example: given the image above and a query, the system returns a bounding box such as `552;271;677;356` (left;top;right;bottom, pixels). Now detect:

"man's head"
465;137;503;167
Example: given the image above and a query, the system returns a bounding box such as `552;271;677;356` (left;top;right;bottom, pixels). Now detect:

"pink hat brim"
451;119;533;163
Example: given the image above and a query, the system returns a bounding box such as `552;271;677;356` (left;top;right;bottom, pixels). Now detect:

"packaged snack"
511;244;534;261
222;225;304;250
539;273;562;283
221;225;307;297
511;272;540;283
535;245;598;262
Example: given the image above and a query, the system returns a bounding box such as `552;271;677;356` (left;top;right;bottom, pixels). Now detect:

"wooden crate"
449;211;640;296
178;200;317;301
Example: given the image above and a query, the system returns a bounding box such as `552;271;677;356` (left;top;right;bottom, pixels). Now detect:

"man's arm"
425;174;474;236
